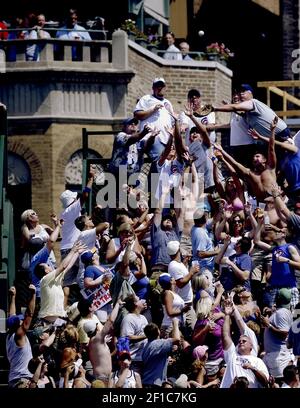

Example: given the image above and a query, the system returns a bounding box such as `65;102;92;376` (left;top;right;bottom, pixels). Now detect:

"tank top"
161;291;185;328
6;333;33;382
112;370;137;388
271;244;297;288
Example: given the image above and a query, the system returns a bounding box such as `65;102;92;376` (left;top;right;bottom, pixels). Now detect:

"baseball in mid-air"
198;30;205;37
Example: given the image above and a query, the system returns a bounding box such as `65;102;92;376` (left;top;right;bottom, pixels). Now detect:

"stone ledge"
128;40;233;77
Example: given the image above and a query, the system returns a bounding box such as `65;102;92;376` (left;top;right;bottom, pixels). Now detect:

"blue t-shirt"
151;224;179;267
270;244;297;288
279;150;300;193
220;253;252;292
142;338;173;384
191;225;214;270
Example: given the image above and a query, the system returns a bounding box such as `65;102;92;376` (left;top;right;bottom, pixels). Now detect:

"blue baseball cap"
81;248;97;265
6;314;24;329
240;84;254;94
158;273;172;289
122;117;138;127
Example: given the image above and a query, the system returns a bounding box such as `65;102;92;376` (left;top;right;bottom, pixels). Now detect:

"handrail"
257;80;300;120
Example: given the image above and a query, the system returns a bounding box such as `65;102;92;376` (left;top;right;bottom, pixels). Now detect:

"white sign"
80;283;112;311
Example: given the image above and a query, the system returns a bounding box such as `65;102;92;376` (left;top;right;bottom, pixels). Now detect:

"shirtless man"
213;117;278;202
83;300;121;386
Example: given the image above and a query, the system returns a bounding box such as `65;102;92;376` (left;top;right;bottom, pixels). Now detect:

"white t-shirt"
60;199;81;250
134;94;174;144
163;44;182;61
39;270;66;318
77;228;97;288
221;343;269;388
120;313;148;361
155;159;184;203
168;260;193;303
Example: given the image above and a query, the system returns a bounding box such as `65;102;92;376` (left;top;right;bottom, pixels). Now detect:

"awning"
144;0;169;26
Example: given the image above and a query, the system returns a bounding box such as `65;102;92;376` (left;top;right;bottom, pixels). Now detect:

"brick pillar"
282;0;300;80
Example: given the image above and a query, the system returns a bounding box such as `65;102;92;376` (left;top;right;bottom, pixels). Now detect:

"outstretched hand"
270;116;278;132
223;298;234;316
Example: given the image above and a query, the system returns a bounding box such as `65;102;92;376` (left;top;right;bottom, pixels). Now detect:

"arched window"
64;149;104;189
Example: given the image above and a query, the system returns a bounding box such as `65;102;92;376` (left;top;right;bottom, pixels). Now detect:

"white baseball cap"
60;190;78;209
167;241;180;256
153;77;166;87
83;320;97;336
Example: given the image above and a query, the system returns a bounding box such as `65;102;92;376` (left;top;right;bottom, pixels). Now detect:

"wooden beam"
257;80;300;87
268;86;300;107
275;110;300;117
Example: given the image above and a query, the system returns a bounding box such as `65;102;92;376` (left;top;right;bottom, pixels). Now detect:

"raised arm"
46;215;62;251
173;116;187;160
215;234;231;264
249;128;298;154
213;160;226;198
125;124;151;146
134;103;163;121
157;133;174;166
213;100;254;113
8;286;17;317
253;217;272;251
54;241;84;278
184;105;211;148
271;185;290;222
15;284;36;346
267;116;277;170
222;299;234;351
213;143;251;177
80;165;95;207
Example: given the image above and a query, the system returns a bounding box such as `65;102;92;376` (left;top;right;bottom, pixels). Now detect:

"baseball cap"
60;190;78;209
187;88;201;99
174;374;188;388
158;273;172;289
276;288;292;308
123;117;138;126
6;314;24;330
152;77;166;87
192;345;209;360
239;84;254;94
80;248;97;265
167;241;180;256
118;351;132;361
83;320;98;336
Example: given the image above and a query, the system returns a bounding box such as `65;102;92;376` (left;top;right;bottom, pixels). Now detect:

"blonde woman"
20;209;55;270
192;291;225;376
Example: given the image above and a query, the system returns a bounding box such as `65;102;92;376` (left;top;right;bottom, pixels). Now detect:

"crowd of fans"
3;63;300;389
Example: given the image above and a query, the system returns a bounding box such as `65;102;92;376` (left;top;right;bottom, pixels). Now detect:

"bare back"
88;333;112;378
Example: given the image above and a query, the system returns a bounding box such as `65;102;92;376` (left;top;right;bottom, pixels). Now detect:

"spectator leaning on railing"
56;8;91;60
163;32;182;61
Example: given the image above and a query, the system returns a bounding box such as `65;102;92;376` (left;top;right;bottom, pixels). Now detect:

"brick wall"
282;0;300;80
127;47;232;123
